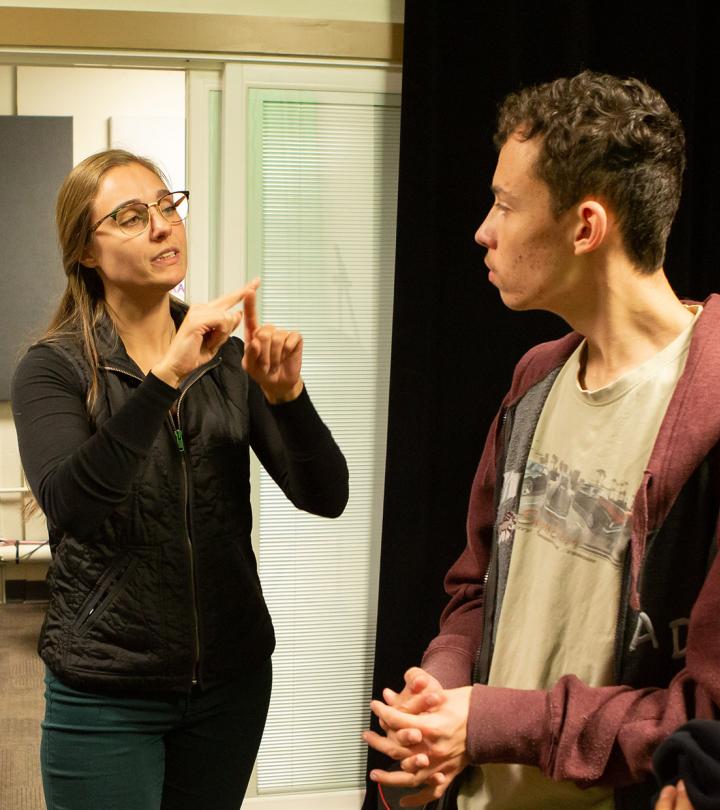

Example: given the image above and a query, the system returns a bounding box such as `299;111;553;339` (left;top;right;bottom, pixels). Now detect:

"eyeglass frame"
89;190;190;236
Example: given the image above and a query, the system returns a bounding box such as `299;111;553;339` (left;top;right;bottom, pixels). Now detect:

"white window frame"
219;61;401;295
1;49;400;810
221;61;400;808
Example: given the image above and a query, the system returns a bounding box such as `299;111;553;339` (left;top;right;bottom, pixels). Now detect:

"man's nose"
475;215;495;249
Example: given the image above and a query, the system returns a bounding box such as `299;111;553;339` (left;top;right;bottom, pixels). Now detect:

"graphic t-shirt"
458;307;701;810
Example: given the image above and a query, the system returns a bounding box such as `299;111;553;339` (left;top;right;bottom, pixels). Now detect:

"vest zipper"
101;365;144;383
168;402;201;686
167;363;221;688
102;359;220;689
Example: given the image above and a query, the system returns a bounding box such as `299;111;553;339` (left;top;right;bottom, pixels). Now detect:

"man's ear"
573;199;608;256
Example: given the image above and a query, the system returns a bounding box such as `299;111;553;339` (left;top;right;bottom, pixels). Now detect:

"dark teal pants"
41;661;272;810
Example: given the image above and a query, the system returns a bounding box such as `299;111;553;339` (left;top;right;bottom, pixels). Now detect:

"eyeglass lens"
115;192;188;235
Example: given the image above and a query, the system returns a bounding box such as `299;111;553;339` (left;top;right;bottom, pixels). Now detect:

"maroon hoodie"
422;295;720;807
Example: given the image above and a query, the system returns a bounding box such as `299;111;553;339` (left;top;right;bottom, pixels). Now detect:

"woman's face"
83;162;187;302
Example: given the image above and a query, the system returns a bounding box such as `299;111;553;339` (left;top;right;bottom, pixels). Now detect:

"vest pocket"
73;553;139;637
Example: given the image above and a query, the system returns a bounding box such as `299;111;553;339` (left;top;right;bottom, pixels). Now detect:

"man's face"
475;133;577;313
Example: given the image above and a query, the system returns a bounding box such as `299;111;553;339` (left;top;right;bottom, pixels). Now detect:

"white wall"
0;0;404;23
17;66;185;181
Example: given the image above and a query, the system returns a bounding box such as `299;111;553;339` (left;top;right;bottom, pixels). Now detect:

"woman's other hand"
241;283;304;403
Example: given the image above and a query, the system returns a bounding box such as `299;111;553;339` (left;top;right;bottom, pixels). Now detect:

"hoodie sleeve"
460;651;719;787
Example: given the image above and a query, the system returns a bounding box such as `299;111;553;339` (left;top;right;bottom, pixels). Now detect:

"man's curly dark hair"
495;71;686;272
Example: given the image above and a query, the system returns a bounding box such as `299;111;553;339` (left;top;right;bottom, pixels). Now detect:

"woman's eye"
117;212;142;227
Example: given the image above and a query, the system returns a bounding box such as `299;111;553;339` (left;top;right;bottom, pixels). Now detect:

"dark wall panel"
0;115;72;399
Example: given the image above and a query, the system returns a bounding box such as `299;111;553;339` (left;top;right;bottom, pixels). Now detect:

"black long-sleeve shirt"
11;326;348;692
12;342;348;539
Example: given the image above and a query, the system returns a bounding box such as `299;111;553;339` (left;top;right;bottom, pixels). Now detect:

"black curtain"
364;2;720;806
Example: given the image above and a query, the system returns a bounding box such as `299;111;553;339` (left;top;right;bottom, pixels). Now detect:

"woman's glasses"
90;191;189;236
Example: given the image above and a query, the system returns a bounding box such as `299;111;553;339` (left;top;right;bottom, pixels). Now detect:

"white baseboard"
244;789;364;809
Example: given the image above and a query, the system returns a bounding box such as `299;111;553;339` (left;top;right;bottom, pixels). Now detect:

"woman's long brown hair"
43;148;169;411
23;150;170;520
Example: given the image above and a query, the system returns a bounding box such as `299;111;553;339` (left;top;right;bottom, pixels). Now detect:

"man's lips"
485;259;499;285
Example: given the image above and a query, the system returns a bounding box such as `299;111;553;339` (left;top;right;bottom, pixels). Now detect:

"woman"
11;149;348;810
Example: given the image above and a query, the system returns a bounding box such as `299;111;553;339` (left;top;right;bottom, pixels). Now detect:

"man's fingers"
409;677;429;694
396;727;423;746
371;700;427;731
654;782;695;810
404;667;430;691
400;753;430;772
398;782;448;808
671;781;693;810
369;768;426;789
655;785;678;810
383;687;399;704
362;730;414;761
396;690;444;716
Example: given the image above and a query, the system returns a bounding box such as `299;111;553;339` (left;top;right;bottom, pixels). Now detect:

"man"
364;71;720;809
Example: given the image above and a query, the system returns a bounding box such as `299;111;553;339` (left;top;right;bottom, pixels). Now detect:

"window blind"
248;89;400;793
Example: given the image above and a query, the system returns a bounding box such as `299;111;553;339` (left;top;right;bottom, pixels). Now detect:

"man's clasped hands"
363;668;472;807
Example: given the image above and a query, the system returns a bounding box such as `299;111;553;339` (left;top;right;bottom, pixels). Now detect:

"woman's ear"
573;199;608;256
81;247;98;268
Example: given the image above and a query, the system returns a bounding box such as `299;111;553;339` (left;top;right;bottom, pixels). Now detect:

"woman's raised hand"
152;280;260;388
152;280;304;402
241;283;304;404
